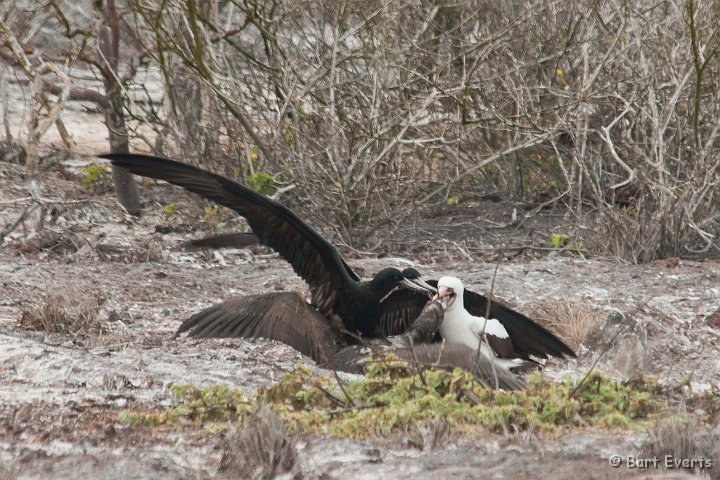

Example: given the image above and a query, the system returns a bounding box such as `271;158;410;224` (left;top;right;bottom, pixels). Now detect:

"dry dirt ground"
2;74;720;479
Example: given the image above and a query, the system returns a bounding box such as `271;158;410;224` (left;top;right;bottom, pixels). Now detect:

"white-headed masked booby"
433;275;571;370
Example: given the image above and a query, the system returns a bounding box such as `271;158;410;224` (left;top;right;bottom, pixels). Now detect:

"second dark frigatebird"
99;153;434;339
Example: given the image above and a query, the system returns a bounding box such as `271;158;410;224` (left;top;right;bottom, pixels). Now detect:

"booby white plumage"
435;276;525;370
435;277;507;346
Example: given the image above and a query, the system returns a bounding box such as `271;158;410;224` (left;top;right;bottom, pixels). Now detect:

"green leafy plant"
551;232;585;256
246;172;276;195
203;205;218;221
119;361;676;439
551;232;568;248
80;163;110;189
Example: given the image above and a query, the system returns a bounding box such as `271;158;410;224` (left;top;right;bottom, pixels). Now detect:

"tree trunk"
99;1;141;216
106;91;141;215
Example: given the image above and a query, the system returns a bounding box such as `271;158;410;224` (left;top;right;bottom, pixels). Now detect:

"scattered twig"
0;203;38;244
407;337;429;389
325;403;386;415
329;366;355;408
315;384;350;408
472;255;503;390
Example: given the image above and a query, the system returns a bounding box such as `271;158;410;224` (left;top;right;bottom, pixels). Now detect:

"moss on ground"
116;358;696;439
80;163;110;190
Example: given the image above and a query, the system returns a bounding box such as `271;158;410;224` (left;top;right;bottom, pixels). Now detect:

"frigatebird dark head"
401;267;438;294
401;267;421;279
372;267;435;303
371;267;405;287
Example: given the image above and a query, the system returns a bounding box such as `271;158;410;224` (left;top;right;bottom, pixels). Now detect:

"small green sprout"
80;163;110;189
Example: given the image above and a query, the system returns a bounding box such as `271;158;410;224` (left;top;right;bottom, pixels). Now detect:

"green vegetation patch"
119;361;674;439
550;231;586;256
80;163;110;190
246;171;276;195
119;384;255;429
161;203;177;215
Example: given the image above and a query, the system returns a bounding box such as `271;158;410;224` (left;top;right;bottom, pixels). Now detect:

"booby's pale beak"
436;286;456;309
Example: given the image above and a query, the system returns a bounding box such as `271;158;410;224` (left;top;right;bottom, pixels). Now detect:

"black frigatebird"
99;153;433;340
175;242;576;361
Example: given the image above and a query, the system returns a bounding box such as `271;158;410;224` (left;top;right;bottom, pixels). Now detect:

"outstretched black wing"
176;292;338;365
185;232;259;249
461;288;575;359
100;153;358;316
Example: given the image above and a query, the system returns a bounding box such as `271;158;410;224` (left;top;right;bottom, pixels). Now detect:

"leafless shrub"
525;299;602;351
6;0;720;256
641;413;719;479
0;1;143;211
19;292;106;339
119;0;720;255
218;407;301;480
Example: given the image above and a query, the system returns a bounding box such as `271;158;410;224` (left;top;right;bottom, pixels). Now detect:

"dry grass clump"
641;413;719;479
218;406;301;480
19;292;106;340
525;299;603;351
418;417;449;451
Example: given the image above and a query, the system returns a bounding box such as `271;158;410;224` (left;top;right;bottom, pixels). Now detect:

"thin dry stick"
472;255;503;389
329;366;355;407
315;382;350;408
407;337;429;389
0;203;39;244
567;324;627;399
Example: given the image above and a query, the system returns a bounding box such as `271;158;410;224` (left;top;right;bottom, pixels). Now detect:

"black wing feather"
374;290;431;336
100;153;359;317
176;293;338;365
461;288;576;359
